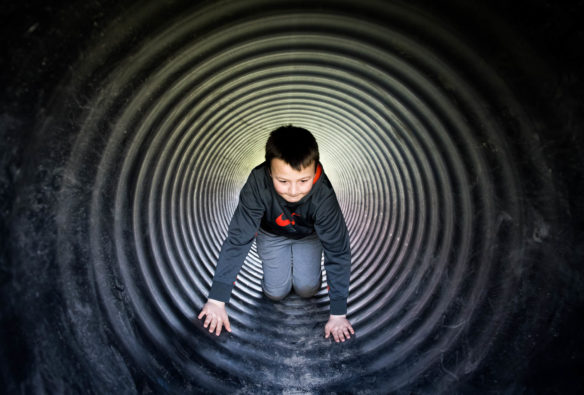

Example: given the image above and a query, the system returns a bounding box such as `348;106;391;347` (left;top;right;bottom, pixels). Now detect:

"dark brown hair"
265;125;319;171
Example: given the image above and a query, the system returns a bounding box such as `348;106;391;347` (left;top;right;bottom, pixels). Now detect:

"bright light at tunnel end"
2;0;584;394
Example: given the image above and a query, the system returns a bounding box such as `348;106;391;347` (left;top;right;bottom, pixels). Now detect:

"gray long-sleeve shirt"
208;161;352;315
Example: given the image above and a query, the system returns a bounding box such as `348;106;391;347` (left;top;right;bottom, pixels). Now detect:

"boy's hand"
198;299;231;336
325;315;355;342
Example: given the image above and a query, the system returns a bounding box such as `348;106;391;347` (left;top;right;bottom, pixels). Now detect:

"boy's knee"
293;283;319;298
293;269;322;298
263;288;289;301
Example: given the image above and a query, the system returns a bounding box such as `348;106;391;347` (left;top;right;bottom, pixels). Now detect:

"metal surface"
2;0;583;393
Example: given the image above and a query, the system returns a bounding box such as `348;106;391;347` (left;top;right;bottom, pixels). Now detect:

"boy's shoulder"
251;161;269;173
249;161;270;183
311;168;336;201
244;162;272;194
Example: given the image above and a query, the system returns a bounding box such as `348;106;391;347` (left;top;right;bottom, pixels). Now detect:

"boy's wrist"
208;298;225;306
208;280;233;302
329;298;347;316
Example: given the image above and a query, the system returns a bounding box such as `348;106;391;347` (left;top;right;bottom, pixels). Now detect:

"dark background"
1;0;583;393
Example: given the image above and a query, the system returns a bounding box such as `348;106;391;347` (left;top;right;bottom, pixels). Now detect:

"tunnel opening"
2;0;584;393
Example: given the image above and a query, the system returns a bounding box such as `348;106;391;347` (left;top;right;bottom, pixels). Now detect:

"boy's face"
270;158;316;203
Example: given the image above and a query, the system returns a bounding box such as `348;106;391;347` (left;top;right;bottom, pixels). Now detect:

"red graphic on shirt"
275;212;299;227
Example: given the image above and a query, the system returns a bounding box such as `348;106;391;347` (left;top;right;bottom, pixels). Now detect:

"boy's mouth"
284;194;302;201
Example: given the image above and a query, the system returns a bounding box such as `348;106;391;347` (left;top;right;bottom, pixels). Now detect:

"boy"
198;126;354;343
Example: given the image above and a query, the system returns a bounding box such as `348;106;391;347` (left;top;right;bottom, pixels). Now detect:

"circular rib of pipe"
13;0;575;392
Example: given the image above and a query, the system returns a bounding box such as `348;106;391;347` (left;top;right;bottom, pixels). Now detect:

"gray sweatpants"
256;227;323;300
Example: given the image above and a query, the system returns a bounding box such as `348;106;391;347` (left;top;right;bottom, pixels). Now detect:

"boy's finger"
197;310;205;320
224;317;232;332
216;323;222;336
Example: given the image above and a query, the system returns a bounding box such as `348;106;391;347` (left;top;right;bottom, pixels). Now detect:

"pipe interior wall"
1;0;583;393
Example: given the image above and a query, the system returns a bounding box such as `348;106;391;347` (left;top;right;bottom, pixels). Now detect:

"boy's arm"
314;193;352;316
208;172;265;302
